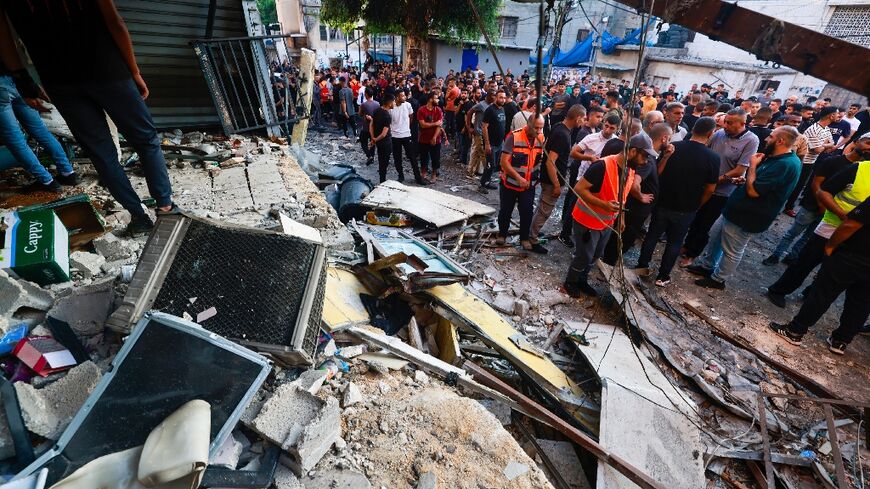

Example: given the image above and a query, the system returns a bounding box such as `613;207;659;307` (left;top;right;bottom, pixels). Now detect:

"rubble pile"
0;125;866;489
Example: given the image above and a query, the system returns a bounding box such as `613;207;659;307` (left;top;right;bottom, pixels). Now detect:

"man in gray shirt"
466;90;494;177
680;108;759;263
338;77;357;138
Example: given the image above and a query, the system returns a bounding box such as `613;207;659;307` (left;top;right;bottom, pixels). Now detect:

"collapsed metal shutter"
115;0;248;129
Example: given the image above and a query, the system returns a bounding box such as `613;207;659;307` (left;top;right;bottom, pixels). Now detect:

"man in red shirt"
417;92;444;182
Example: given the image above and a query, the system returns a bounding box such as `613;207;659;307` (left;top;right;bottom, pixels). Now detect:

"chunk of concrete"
92;233;133;261
14;361;102;439
69;251;106;279
477;399;512;426
211;430;244;469
273;464;304;489
0;270;54;334
300;469;371;489
290;369;328;395
417;472;438;489
342;382;363;408
46;279;114;336
250;384;341;475
491;292;516;315
503;460;529;481
513;299;530;317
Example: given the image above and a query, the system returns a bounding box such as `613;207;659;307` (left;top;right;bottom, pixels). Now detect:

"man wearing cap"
688;126;802;289
562;134;656;298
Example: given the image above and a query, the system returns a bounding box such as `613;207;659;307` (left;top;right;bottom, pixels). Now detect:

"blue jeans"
772;206;820;259
0;76;73;184
637;207;696;280
694;216;755;284
46;78;172;215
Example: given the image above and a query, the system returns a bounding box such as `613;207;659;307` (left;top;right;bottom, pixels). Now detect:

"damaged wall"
115;0;249;129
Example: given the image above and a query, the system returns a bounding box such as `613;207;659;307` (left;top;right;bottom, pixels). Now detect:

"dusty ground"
306;124;869;403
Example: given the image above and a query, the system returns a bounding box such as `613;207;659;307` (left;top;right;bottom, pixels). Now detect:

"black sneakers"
525;243;548;254
694;277;725;290
56;172;81;186
826;336;847;355
769;322;803;346
685;264;713;277
127;214;155;236
765;290;786;308
26;180;61;193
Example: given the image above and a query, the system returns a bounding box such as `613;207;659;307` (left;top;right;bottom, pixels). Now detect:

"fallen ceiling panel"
361;181;496;228
574;323;705;489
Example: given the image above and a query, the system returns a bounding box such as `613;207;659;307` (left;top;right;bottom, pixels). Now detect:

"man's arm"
743;153;763;197
629;174;653;203
825;218;862;255
699;183;716;207
482;121;491;152
817;189;848;220
96;0;148;99
499;149;528;189
544;149;561;196
574;177;620;213
656;144;675;175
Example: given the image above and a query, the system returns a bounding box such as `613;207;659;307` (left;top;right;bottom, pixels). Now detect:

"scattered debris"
14;361;101;439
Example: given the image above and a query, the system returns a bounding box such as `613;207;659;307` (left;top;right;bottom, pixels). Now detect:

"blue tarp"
528;34;593;67
368;50;395;62
600;20;655;55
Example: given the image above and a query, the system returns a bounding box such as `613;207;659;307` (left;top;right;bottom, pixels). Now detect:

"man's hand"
551;183;561;197
605;200;622;213
749;152;764;168
518;177;530;189
133;72;149;100
662;143;675;158
824;241;835;256
638;193;654;204
24;96;51;113
485;145;492;155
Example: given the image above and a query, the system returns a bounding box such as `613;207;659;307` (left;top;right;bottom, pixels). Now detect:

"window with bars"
319;25;328;41
499;17;519;39
757;80;781;91
823;6;870;47
577;28;590;41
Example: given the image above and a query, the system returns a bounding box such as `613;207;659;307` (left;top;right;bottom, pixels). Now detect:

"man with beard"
562;134;656;298
689;126;802;290
480;89;507;194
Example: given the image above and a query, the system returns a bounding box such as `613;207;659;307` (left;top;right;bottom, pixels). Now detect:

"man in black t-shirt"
770;194;870;355
635;117;720;285
764;134;870;265
480;89;507;193
529;105;585;246
456;88;475;167
369;94;395;183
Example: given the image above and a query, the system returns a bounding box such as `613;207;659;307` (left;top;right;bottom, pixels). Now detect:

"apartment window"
499;17;519;39
824;6;870;46
757;80;781;91
577;28;590;41
319;25;328;41
330;28;345;41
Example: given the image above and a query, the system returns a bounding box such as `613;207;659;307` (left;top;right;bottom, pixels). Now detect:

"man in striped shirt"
784;106;837;215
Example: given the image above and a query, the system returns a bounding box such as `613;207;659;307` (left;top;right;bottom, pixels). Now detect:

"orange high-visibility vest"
572;155;635;231
501;128;544;191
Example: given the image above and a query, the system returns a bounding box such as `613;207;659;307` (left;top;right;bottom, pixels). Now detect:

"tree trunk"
403;34;431;73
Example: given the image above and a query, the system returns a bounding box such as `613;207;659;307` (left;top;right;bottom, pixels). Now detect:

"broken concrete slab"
290;369;328;395
14;361;102;439
342;382;363;408
46;279;114;336
250;384;341;474
477;399;512;426
0;270;54;315
211;431;244;469
503;460;530;481
536;439;592;489
68;251;105;279
491;292;516;315
299;469;371;489
92;233;134;261
361;180;495;228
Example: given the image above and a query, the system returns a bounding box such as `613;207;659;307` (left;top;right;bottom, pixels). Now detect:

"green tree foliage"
257;0;278;25
320;0;502;42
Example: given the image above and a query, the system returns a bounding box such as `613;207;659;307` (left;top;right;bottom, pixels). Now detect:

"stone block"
92;233;133;261
69;251;106;278
290;369;328;395
15;361;102;439
513;299;530;317
491;292;516;315
46;279;114;336
290;396;340;474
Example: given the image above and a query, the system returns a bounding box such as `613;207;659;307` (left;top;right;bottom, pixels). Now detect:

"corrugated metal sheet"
115;0;249;129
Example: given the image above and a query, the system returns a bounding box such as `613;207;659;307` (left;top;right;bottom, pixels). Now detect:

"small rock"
513;299;530;317
334;437;347;451
342;382;363;408
69;251;106;278
377;381;391;394
414;370;430;384
417;472;438;489
503;461;529;481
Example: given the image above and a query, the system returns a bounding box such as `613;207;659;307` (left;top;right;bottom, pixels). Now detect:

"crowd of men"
313;59;870;356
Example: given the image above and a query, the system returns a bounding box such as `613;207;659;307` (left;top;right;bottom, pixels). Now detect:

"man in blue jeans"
0;0;176;235
0;70;78;192
687;126;802;289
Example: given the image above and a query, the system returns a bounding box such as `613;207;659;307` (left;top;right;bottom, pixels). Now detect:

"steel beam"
609;0;869;94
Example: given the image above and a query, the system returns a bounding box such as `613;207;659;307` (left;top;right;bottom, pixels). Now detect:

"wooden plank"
610;0;869;94
463;361;667;489
822;404;848;489
746;461;770;489
757;392;775;489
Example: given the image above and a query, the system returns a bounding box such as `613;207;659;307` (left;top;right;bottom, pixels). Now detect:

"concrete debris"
536;439;592;489
338;344;366;359
68;251;106;278
290;369;328;395
211;430;245;469
14;361;102;439
92;233;135;261
477;399;512;426
0;269;54;333
299;469;372;489
46;279;114;336
503;460;530;481
273;464;304;489
414;370;430;384
249;383;341;475
417;472;438;489
342;382;363;408
513;299;530;317
491;292;516;315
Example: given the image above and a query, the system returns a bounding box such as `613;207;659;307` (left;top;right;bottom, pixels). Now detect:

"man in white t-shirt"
510;97;551;131
569;113;620;178
844;103;862;136
388;89;426;185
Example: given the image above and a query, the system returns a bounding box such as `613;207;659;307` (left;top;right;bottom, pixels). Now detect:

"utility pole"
590;15;608;80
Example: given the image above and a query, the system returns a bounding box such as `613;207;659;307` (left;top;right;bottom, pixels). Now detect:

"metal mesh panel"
151;219;320;348
304;266;327;355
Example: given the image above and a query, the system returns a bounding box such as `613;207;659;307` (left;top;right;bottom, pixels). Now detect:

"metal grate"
824;6;870;47
151;219;318;349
